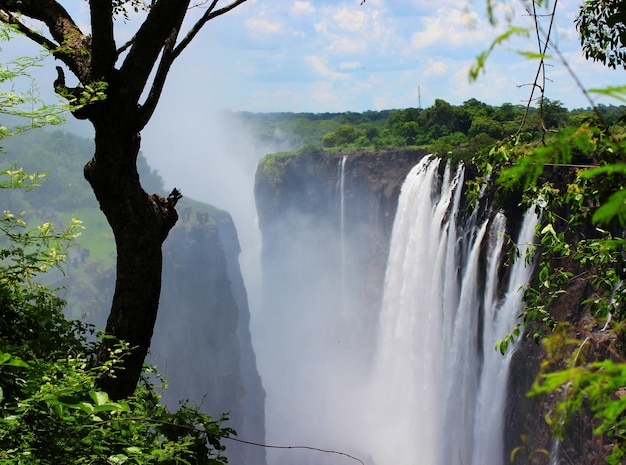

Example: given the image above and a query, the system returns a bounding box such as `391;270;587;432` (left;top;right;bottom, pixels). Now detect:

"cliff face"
153;209;266;465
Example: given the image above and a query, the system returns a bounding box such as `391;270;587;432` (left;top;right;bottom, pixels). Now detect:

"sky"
4;0;625;115
146;0;624;113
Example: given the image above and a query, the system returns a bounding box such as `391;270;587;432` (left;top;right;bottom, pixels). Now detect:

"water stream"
365;156;538;465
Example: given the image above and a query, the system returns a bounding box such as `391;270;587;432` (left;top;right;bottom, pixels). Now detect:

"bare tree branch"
138;0;249;128
118;0;190;106
514;0;557;139
0;10;57;52
0;0;92;81
173;0;248;59
137;21;183;129
89;0;115;80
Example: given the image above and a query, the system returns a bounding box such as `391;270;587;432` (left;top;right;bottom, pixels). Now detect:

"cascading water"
338;155;347;314
365;155;538;465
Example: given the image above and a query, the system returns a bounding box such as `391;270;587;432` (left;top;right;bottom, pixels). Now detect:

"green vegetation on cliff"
245;99;625;175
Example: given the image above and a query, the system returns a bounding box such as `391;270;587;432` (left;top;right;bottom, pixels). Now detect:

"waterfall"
338;155;347;315
367;155;538;465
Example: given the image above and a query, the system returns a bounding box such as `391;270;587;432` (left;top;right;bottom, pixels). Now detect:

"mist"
143;104;380;462
143;107;287;316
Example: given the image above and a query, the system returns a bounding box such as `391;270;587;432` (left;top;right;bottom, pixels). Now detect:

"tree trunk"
85;110;180;400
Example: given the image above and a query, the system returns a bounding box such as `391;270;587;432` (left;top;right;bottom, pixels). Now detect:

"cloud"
290;1;316;17
410;8;488;50
339;61;363;70
422;58;448;77
313;4;399;56
306;55;348;80
331;6;370;32
245;16;285;36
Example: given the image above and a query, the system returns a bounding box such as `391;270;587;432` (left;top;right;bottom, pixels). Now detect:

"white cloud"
313;4;400;56
245;16;284;36
306;55;348;80
410;8;488;50
340;61;363;70
290;1;316;17
331;7;370;32
422;58;448;78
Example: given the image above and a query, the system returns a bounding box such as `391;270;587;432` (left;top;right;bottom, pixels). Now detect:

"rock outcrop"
154;208;266;465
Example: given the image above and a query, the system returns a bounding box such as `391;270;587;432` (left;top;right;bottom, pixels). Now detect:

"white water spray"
366;156;538;465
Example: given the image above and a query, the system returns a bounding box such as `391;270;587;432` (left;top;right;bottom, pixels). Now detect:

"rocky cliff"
153;208;266;465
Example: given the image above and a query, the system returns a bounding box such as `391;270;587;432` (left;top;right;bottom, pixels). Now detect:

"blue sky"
148;0;624;113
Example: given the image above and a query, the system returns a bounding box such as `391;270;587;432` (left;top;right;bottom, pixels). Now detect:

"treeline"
236;99;626;157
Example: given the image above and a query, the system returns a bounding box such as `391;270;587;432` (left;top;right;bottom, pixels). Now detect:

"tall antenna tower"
418;85;421;109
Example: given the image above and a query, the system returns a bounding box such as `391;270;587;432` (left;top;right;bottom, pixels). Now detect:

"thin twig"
225;436;367;465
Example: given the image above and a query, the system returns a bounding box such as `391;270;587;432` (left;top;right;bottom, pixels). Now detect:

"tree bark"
83;102;180;399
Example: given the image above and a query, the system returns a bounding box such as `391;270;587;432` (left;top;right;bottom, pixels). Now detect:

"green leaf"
90;390;110;406
0;351;30;368
107;454;129;464
540;223;557;238
516;50;550;60
78;402;94;414
592;189;626;225
588;85;626;102
580;164;626;178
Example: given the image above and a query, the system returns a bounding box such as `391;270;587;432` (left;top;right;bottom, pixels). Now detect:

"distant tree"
540;98;568;129
424;99;472;135
365;127;379;141
494;102;523;123
393;121;420;145
468;115;504;139
461;98;491;119
322;125;363;147
0;0;249;400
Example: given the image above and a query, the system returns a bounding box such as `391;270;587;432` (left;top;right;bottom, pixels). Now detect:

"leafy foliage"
470;77;626;465
576;0;626;69
0;165;236;464
466;6;626;460
0;28;65;140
